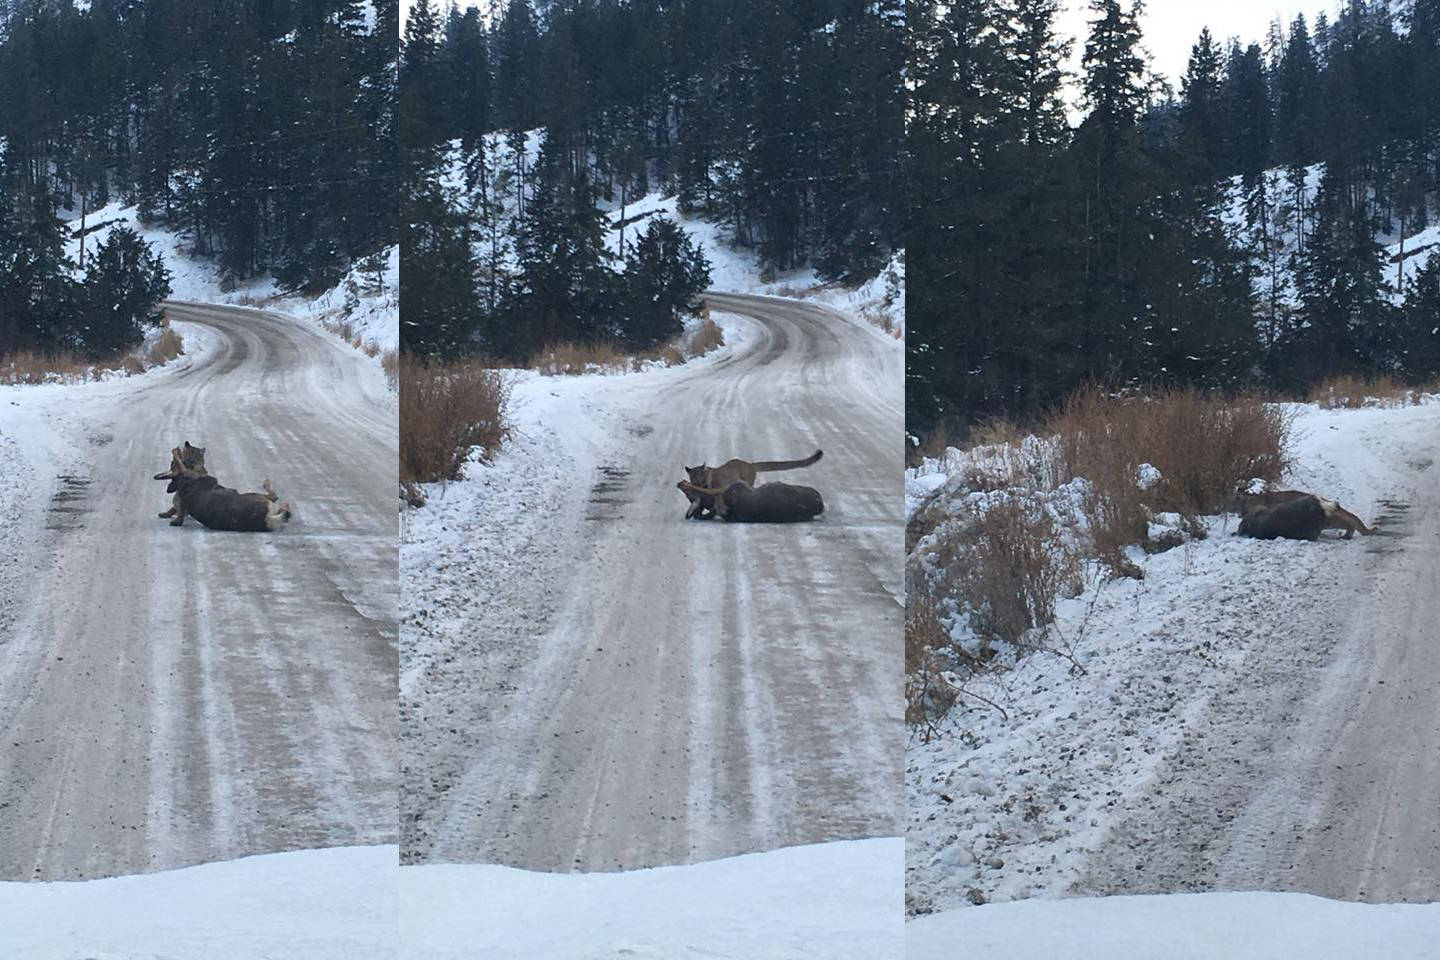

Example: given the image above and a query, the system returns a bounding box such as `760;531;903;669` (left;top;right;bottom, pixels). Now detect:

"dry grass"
1308;373;1412;409
381;349;398;389
1046;386;1290;574
148;327;185;366
531;319;725;376
1;350;90;384
531;340;629;376
685;318;725;357
1;325;188;385
398;353;512;492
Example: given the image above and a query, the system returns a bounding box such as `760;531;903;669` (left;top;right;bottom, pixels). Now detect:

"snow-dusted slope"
401;839;902;960
0;846;396;960
1223;163;1438;306
437;135;904;334
65;203;396;359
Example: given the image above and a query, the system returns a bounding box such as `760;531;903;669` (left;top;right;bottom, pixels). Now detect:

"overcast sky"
400;0;1338;102
1057;1;1333;96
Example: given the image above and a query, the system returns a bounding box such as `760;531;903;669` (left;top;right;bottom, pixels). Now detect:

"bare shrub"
148;328;185;366
685;318;725;357
120;355;146;376
398;354;511;488
905;596;960;737
960;497;1081;649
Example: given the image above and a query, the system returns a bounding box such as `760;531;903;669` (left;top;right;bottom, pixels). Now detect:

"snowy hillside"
905;396;1440;913
439;135;904;337
401;839;902;960
1224;163;1438;308
0;846;396;960
65;203;397;360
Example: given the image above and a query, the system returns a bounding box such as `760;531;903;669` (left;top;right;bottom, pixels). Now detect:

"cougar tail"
750;449;823;473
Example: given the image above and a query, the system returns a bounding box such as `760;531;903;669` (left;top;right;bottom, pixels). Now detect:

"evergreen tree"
78;226;172;358
620;217;711;349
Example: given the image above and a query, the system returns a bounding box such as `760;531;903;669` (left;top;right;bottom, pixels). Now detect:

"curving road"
0;302;397;881
404;292;904;871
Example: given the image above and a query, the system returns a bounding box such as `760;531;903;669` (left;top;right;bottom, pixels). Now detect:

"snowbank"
908;892;1440;960
0;846;397;960
400;839;902;960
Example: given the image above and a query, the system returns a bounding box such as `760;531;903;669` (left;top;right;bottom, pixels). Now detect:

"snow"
908;891;1440;959
295;244;400;353
66;201;280;304
0;846;397;959
400;839;902;960
904;397;1440;914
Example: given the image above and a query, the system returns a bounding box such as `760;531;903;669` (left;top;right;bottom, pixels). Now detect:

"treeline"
0;0;397;358
399;0;904;360
909;0;1440;433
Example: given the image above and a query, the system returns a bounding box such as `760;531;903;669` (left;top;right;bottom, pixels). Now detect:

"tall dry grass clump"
531;340;628;375
1047;385;1290;571
398;354;511;497
148;327;185;366
685;318;725;357
1;350;86;384
1308;373;1410;409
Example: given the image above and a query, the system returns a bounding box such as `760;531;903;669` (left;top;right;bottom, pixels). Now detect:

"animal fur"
682;449;822;519
1236;486;1373;539
154;447;291;532
158;441;206;518
1237;494;1326;541
677;479;824;523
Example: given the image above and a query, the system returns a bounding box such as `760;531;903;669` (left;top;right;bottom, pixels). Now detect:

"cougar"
682;449;822;519
159;440;207;519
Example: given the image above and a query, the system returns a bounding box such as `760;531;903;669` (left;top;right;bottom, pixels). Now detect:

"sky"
1057;1;1334;96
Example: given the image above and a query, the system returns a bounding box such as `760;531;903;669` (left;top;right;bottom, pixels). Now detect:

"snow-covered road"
402;293;903;871
0;302;397;880
1080;415;1440;902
